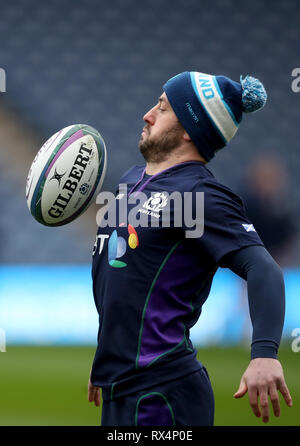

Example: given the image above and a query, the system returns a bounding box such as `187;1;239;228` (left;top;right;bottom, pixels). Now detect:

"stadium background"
0;0;299;426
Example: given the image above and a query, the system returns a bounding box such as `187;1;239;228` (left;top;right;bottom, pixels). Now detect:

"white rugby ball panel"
25;125;75;206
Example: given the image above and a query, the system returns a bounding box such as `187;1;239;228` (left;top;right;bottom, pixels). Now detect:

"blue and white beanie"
163;71;267;161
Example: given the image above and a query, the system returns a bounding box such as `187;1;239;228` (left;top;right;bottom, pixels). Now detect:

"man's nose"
143;106;156;125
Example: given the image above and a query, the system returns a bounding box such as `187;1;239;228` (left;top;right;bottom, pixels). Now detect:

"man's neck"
145;153;207;175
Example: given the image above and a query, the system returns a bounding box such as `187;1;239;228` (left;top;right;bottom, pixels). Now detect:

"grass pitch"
0;345;298;426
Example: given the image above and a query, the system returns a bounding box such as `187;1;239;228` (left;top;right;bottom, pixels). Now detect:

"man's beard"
139;124;183;163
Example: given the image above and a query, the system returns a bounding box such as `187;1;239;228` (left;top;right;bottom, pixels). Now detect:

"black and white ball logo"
49;168;66;186
79;183;90;195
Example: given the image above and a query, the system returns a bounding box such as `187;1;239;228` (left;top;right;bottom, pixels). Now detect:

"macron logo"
185;102;199;123
242;224;256;232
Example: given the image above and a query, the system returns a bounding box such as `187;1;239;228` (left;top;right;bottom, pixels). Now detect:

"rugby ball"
26;124;107;226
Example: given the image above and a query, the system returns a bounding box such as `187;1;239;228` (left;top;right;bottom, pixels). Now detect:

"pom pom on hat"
240;75;267;113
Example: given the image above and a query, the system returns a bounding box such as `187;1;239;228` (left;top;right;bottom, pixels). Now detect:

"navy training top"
90;161;264;400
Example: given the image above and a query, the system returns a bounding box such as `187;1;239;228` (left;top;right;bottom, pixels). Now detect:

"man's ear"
183;130;192;142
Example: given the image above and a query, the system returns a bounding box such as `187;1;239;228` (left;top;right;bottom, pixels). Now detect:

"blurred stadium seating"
0;0;299;346
0;0;299;263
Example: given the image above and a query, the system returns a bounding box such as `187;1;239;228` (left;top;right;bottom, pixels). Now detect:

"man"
88;71;293;426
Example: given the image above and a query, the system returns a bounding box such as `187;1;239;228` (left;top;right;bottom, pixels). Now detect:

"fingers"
233;378;270;422
267;380;293;423
248;385;261;419
90;387;100;406
248;384;281;423
258;386;269;423
248;385;272;422
235;360;293;423
248;382;291;423
88;385;95;402
269;383;281;418
94;387;101;406
236;381;281;422
278;381;293;408
233;378;248;399
88;382;101;406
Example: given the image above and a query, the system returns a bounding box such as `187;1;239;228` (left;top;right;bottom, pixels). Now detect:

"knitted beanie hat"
163;71;267;161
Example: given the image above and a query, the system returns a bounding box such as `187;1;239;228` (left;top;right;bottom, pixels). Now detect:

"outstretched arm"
221;245;293;423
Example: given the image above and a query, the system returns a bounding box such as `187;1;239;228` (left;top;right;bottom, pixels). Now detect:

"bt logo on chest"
93;224;139;268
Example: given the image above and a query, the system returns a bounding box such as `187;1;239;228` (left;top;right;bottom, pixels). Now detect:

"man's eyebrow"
158;96;168;105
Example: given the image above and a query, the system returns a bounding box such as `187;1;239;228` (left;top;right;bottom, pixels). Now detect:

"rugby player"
88;71;292;426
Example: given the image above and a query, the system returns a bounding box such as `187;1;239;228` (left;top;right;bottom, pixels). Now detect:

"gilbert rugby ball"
26;124;107;226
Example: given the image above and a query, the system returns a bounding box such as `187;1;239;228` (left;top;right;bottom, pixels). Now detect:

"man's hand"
88;373;101;407
234;358;293;423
